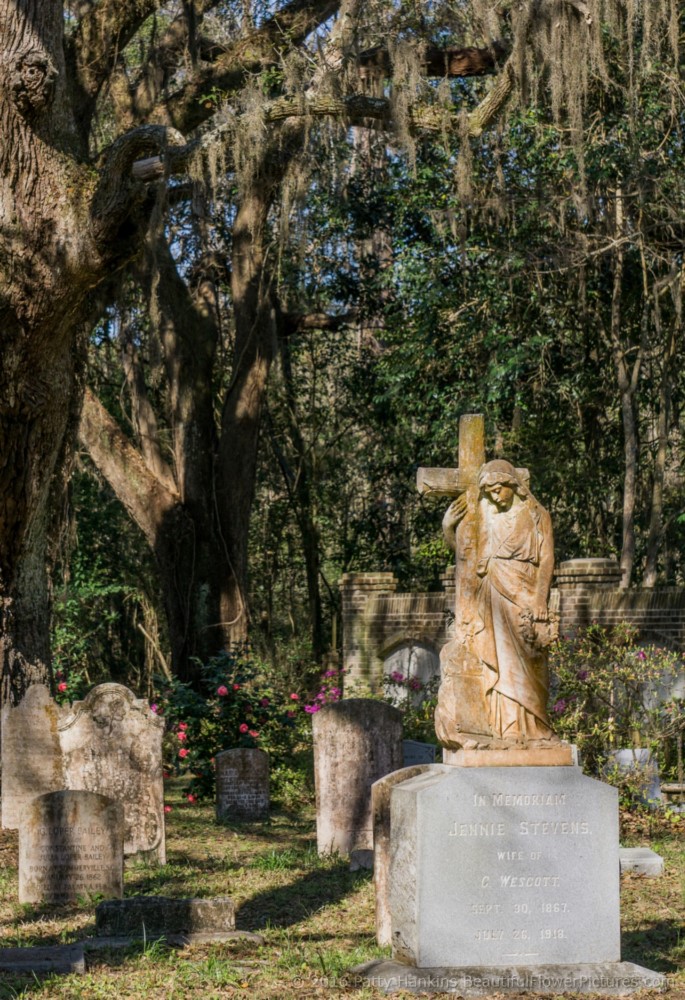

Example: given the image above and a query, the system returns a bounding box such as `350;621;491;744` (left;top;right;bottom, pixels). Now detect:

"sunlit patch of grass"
0;781;680;998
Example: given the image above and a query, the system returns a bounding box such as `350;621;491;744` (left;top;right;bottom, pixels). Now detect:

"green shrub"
549;622;685;789
383;671;440;744
154;647;312;805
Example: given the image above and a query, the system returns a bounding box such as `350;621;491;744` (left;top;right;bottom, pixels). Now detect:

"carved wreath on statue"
519;608;559;649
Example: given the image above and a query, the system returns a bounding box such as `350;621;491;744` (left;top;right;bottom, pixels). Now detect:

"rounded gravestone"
59;683;166;863
19;790;124;904
313;699;403;855
215;748;270;821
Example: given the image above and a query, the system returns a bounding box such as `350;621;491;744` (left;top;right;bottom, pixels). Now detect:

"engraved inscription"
215;749;269;820
431;773;616;966
19;791;123;904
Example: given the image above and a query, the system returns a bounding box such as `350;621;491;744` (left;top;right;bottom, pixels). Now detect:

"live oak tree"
70;1;510;681
0;0;511;696
3;0;679;699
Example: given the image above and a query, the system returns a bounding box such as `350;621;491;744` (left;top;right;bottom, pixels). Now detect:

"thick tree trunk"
79;387;230;683
217;179;280;643
643;292;678;588
0;1;101;705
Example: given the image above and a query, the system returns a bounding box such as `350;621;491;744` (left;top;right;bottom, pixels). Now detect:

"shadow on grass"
622;919;683;972
0;941;173;998
236;863;371;931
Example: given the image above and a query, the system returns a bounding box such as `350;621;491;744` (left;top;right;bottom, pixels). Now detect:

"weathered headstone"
372;764;443;946
313;699;403;855
354;414;663;995
215;748;269;821
606;749;661;807
389;767;619;968
1;685;63;829
59;683;166;862
402;740;437;767
19;790;124;904
384;641;440;704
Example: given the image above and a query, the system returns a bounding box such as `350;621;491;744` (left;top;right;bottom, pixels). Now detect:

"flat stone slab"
85;930;263;949
619;847;664;877
96;896;235;937
353;960;667;995
0;944;85;974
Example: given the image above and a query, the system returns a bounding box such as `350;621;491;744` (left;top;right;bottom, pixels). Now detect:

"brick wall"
342;559;685;690
341;571;454;692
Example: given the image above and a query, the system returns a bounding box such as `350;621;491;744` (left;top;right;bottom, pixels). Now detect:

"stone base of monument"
352;959;666;995
360;764;664;994
443;744;575;767
85;930;264;950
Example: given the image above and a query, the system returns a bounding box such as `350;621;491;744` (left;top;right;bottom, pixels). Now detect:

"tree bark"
643;273;679;587
0;1;193;704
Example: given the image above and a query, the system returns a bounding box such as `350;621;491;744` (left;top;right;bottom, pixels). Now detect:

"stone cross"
417;414;486;637
416;413;528;637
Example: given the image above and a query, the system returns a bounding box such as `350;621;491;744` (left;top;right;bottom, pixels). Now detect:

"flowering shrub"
155;646;312;805
549;623;685;787
304;666;344;713
383;671;440;744
52;667;87;706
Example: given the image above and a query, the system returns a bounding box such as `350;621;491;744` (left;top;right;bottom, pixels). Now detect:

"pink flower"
637;650;647;661
290;693;299;701
164;805;172;814
324;669;338;678
248;730;259;738
305;705;320;713
239;723;249;733
260;698;270;707
286;711;295;719
57;682;67;693
178;722;188;730
186;794;196;803
177;731;187;741
150;703;158;714
179;747;189;758
233;683;241;691
552;700;567;714
217;685;229;697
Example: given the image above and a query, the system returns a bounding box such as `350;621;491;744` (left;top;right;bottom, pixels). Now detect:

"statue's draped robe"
475;498;553;739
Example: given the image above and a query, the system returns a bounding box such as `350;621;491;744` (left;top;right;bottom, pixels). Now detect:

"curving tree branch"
92;124;185;243
143;0;340;133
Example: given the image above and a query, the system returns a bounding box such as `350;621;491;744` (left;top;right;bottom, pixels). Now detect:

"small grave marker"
215;748;269;821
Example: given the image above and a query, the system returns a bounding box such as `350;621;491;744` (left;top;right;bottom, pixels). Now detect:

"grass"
0;781;681;998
